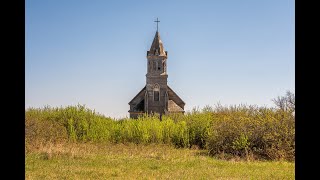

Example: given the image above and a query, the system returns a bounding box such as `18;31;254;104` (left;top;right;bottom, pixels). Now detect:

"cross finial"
154;18;160;32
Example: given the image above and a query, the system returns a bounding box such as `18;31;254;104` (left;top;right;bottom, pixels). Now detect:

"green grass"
25;142;294;179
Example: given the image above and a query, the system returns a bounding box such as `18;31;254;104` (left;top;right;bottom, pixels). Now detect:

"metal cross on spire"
154;18;160;32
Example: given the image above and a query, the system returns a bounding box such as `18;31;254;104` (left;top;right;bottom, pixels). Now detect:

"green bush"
25;101;295;161
206;105;295;160
25;107;68;143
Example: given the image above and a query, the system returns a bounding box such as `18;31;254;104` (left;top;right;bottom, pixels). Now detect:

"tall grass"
25;103;294;161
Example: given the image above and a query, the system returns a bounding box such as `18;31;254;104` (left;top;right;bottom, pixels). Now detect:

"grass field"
25;142;294;179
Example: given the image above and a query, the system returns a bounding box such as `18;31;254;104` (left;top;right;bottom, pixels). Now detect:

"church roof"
167;85;185;105
128;86;146;104
148;31;167;56
168;100;184;112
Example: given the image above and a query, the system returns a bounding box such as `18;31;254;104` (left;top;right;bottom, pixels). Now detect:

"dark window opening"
133;99;144;111
154;91;159;101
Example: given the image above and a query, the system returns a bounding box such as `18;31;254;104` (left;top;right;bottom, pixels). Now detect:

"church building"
128;20;185;119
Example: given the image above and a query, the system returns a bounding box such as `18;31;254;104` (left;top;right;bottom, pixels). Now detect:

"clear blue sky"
26;0;295;118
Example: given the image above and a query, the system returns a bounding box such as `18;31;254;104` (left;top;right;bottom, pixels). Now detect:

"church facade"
128;29;185;119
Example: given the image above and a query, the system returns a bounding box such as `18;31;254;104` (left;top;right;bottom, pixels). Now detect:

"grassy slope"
26;142;294;179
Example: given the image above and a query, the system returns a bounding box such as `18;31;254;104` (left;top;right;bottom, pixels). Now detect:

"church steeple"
147;18;167;57
147;31;167;57
128;19;185;119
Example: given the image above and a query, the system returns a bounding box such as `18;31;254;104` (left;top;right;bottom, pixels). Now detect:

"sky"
25;0;295;118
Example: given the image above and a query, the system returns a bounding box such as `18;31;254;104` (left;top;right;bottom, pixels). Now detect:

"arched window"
144;91;148;112
153;61;156;70
153;84;160;101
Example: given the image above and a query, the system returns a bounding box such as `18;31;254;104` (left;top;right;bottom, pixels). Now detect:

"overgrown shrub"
25;107;68;143
25;100;295;161
206;105;295;160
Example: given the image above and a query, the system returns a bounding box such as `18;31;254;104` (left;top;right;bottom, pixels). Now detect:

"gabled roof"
128;86;146;104
167;85;185;105
148;31;167;56
168;100;184;112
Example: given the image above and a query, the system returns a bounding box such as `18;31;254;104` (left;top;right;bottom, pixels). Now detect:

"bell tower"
145;29;168;115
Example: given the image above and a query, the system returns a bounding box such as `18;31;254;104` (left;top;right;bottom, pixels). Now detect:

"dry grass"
26;141;294;179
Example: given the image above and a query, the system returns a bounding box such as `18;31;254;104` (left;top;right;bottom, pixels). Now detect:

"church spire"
148;31;167;56
147;18;167;57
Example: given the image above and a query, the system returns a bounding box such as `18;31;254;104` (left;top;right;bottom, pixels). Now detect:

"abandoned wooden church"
128;21;185;118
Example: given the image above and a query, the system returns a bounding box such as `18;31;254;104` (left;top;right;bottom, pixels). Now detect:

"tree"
272;90;295;113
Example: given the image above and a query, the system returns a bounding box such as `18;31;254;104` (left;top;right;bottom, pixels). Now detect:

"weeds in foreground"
26;101;294;161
